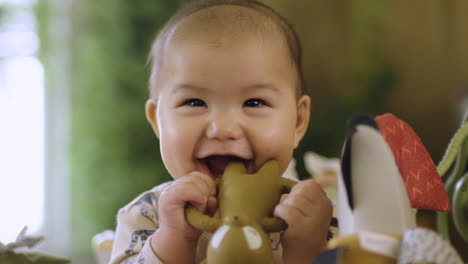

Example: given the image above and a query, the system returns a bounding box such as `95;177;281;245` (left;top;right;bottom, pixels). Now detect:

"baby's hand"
274;179;332;264
158;172;217;238
150;172;217;263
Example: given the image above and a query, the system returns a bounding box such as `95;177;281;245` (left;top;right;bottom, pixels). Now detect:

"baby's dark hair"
148;0;305;98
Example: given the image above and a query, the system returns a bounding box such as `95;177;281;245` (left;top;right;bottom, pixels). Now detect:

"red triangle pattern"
375;113;450;212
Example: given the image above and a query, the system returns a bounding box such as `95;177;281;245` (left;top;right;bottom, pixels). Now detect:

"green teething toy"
185;160;296;264
436;117;468;243
452;171;468;243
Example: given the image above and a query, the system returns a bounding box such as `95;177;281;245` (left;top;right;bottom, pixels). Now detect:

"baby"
110;0;332;263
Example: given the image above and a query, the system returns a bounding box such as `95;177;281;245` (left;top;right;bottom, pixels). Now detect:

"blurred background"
0;0;467;262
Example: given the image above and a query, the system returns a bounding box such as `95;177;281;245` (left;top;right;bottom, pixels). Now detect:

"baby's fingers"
276;194;313;219
160;172;216;213
289;179;328;204
206;196;218;216
274;202;305;228
274;179;332;236
184;172;217;207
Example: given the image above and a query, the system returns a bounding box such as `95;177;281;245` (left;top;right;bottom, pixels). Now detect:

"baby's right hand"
157;172;217;240
149;172;217;263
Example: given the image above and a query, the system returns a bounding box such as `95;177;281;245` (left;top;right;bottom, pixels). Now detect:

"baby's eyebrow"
244;84;281;94
170;83;281;95
170;84;208;95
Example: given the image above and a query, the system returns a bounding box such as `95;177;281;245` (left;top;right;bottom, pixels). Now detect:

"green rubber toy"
452;171;468;243
185;160;296;264
436;116;468;244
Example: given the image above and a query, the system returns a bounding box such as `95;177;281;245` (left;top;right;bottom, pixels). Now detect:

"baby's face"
146;35;310;179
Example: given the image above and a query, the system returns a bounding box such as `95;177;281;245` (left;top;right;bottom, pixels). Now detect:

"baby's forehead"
167;5;283;49
149;3;303;99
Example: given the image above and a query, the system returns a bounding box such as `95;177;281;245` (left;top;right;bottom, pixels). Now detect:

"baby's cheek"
163;120;196;150
258;134;294;169
160;133;193;177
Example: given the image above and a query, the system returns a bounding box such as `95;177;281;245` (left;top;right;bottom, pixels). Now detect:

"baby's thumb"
206;196;218;216
187;195;208;214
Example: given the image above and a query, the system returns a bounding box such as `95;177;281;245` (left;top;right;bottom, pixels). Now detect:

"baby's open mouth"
204;155;251;178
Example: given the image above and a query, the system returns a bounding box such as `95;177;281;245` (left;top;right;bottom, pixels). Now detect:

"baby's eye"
183;98;206;107
243;98;266;108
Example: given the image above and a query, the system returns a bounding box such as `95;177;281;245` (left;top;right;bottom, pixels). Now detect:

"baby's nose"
206;114;242;141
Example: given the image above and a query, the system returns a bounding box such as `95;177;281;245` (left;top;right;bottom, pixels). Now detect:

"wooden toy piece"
338;115;415;238
375;113;450;212
325;232;401;264
322;115;415;264
313;114;464;264
185;160;296;264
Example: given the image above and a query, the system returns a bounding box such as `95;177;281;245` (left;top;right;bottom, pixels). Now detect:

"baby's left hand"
274;178;332;264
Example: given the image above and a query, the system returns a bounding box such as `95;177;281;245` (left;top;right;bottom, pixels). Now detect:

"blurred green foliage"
36;0;468;260
42;0;190;257
289;0;395;178
35;0;394;257
0;3;8;61
0;4;5;26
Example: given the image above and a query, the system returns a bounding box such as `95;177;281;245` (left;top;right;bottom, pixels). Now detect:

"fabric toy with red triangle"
375;113;450;212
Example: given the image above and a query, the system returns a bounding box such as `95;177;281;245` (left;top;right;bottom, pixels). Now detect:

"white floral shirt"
109;181;284;264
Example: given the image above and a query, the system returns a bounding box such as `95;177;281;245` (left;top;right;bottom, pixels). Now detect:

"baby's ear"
145;99;160;138
294;95;311;148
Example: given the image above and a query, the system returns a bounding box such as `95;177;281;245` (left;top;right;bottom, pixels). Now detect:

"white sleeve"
109;182;172;264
